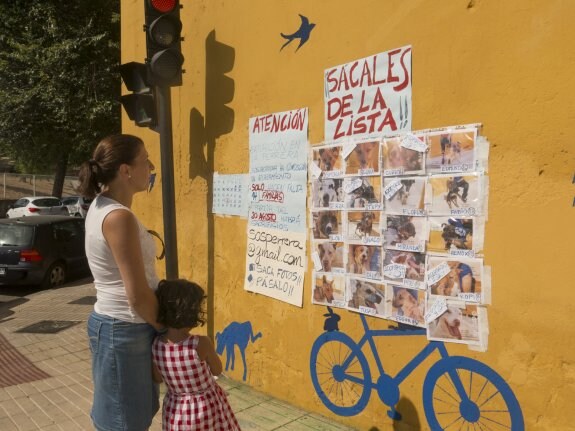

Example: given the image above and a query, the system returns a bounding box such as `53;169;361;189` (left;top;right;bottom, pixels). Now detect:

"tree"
0;0;121;197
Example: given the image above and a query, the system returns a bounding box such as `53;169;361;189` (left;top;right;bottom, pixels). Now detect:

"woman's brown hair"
77;134;144;198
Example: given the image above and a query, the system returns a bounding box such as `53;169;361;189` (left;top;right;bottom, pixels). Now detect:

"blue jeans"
88;311;159;431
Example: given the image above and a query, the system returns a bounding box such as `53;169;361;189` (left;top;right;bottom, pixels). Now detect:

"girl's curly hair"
156;279;206;329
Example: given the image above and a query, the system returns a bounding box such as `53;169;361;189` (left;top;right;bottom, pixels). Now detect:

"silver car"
61;196;93;218
6;197;69;218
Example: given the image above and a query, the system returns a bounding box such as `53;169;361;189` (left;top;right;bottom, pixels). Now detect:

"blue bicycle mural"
310;310;524;430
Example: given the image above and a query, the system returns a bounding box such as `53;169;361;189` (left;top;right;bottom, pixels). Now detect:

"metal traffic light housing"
119;62;157;128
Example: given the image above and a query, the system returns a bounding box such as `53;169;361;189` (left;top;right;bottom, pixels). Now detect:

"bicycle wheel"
423;356;524;431
309;331;371;416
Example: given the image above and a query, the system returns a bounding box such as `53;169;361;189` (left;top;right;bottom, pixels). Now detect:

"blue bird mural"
280;14;315;52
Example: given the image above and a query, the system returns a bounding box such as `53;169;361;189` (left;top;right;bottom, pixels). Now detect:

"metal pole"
155;85;179;279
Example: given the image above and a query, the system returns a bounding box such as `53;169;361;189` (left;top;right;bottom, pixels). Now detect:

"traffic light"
144;0;184;87
120;62;157;128
206;30;235;139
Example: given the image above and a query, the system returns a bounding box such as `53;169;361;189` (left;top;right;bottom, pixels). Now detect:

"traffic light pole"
156;85;179;279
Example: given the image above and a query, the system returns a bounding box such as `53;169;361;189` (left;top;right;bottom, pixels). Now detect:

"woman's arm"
197;336;223;376
103;209;162;330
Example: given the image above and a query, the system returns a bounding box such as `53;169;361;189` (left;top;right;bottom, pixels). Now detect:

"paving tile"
0;417;17;430
235;404;294;430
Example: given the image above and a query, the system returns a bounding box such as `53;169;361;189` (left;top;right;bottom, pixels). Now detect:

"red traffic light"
150;0;176;13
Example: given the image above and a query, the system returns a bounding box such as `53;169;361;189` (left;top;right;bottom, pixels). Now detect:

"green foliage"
0;0;121;173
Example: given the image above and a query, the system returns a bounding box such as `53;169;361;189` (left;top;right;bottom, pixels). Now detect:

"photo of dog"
312;274;345;306
313;145;343;172
427;217;474;254
347;278;386;316
389;286;425;326
425;129;476;172
428;302;480;344
344;176;382;209
345;140;380;174
383;177;426;215
383;250;425;284
348;244;381;275
312;211;342;239
311;178;344;208
316;241;344;272
382;137;424;174
428;174;480;215
347;211;380;241
384;215;427;251
428;257;483;300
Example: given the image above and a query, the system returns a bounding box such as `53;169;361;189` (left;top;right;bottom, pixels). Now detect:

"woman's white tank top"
85;195;159;323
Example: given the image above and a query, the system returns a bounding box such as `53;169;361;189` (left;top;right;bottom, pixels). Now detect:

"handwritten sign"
244;227;306;307
425;298;448;323
324;46;412;141
426;261;451;286
384;180;404;200
400;134;427;152
344;177;363;193
384;263;407;279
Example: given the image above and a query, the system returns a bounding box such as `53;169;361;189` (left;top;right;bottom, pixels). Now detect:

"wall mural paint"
216;321;262;381
309;308;524;430
280;14;315;52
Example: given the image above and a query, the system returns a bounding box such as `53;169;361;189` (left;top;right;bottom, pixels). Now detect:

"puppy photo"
347;211;380;241
316;242;344;272
347;278;386;316
313;145;343;173
428;257;483;301
312;211;342;239
312;274;345;306
428;174;480;216
345;140;380;174
383;177;426;215
382;137;424;175
344;176;382;209
427;217;475;254
348;244;381;275
425;129;476;172
389;286;425;326
311;178;344;209
428;302;480;344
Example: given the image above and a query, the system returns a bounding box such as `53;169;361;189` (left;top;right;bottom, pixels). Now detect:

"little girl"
152;279;241;430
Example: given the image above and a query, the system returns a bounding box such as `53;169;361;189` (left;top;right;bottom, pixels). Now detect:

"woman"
78;134;162;431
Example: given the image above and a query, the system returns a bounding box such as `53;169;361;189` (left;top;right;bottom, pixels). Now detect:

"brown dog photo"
427;302;481;345
383;177;426;216
311;178;344;209
347;244;382;276
387;285;425;327
383;250;425;287
312;210;342;240
427;257;483;302
315;241;345;272
428;174;481;216
312;273;346;307
345;140;380;175
346;211;381;241
312;145;343;174
382;137;424;175
383;215;426;251
346;277;386;317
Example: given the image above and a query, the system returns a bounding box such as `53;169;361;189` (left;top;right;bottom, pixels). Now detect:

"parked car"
61;196;93;218
6;196;69;218
0;216;88;288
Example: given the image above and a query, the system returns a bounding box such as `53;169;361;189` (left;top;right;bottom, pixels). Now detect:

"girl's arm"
197;336;223;376
103;209;162;330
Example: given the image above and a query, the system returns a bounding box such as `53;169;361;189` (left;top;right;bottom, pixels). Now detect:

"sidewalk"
0;279;357;431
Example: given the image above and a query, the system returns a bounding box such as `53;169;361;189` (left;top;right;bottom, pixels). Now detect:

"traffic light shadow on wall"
206;30;235;140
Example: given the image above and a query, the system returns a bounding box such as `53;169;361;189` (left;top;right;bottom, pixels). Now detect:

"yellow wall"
122;1;575;429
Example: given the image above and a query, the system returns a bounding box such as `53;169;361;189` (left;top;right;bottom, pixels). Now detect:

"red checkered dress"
152;335;241;431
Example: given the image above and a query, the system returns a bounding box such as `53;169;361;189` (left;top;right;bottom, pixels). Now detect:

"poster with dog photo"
347;244;382;279
346;211;382;243
383;215;427;252
311;144;344;178
428;217;484;257
383;250;426;289
386;285;426;327
427;300;482;346
427;173;482;216
312;210;344;241
346;277;387;318
344;140;381;176
426;128;477;173
314;241;346;273
382;136;425;176
311;178;345;210
312;273;346;308
343;176;382;210
383;177;426;216
427;256;484;303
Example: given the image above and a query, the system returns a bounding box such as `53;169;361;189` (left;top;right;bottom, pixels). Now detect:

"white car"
61;196;93;218
6;197;69;218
